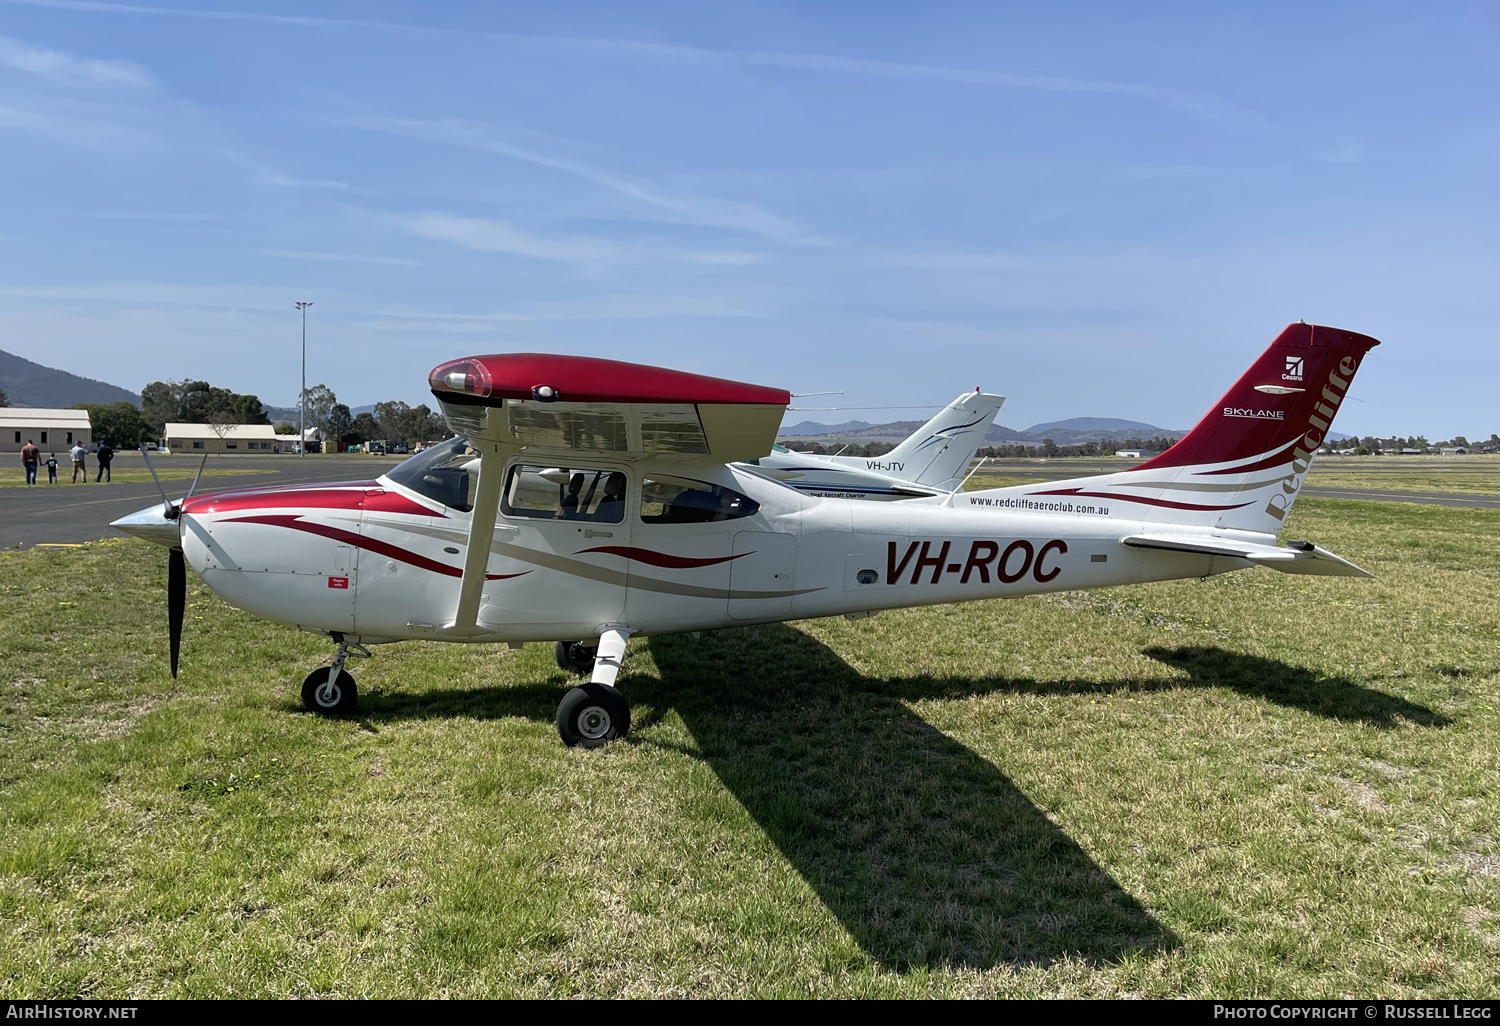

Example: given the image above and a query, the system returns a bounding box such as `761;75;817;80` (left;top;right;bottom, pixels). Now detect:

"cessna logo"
887;539;1066;586
1223;408;1285;420
1283;356;1304;382
1265;353;1360;521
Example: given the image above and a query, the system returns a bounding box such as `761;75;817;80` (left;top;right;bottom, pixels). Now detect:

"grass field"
1303;456;1500;497
2;490;1500;996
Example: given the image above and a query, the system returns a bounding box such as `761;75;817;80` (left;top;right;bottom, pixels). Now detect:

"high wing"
427;353;790;630
429;354;788;463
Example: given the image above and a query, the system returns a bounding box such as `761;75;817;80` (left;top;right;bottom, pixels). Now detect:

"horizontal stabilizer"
1122;534;1372;578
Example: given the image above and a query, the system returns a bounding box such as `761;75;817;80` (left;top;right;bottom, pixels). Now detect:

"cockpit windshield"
385;438;478;511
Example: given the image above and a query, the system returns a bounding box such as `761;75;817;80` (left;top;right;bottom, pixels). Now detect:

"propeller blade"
140;444;174;516
168;546;185;679
185;451;209;500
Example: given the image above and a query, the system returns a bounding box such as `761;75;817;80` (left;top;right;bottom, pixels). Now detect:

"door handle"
584;529;614;538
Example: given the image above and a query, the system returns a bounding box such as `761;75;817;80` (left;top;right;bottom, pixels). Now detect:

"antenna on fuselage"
941;456;989;508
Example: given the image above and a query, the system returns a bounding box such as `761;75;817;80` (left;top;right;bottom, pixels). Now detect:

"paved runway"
1;452;402;550
4;454;1495;551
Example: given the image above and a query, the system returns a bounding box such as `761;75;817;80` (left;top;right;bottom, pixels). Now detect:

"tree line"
784;436;1185;459
1342;434;1500;454
63;379;450;450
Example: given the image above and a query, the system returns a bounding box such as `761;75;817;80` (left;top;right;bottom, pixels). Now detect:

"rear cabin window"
503;465;627;524
640;475;760;524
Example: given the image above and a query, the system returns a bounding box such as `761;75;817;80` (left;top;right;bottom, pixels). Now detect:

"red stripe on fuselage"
575;545;751;569
1025;487;1253;512
219;514;525;580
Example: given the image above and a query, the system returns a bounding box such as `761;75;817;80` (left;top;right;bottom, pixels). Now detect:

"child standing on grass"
45;453;58;484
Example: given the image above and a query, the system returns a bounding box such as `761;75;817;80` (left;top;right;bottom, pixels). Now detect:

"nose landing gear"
555;627;633;748
302;636;370;715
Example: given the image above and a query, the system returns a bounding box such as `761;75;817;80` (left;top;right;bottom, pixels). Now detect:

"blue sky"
0;1;1495;437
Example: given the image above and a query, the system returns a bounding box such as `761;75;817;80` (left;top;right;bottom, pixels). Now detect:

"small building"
1440;447;1468;455
163;422;281;454
1;408;91;453
1115;449;1157;459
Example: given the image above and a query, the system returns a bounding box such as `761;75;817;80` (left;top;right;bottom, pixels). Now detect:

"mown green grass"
2;498;1499;997
1304;456;1500;496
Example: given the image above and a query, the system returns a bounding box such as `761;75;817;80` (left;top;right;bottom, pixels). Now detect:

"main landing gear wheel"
302;667;358;715
556;683;630;748
554;641;597;676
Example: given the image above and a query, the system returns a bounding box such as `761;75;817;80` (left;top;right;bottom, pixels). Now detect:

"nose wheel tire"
554;641;597;676
302;668;358;715
556;683;630;748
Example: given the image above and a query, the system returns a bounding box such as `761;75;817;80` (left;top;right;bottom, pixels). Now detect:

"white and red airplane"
114;322;1377;747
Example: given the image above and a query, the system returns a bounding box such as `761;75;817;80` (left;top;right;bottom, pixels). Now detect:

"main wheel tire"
302;667;358;715
554;641;597;676
556;683;630;748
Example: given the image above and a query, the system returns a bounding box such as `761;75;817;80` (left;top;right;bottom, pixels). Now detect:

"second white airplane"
748;389;1004;500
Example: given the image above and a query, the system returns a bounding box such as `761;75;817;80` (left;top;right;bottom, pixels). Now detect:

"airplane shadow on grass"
357;625;1447;970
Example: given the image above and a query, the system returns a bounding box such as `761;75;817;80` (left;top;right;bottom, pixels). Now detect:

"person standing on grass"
20;439;40;485
95;441;114;482
45;452;58;484
69;441;87;483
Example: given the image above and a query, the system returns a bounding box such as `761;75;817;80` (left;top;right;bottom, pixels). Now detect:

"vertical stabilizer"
954;324;1380;534
826;390;1005;490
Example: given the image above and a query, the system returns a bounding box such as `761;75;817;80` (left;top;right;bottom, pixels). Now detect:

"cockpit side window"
503;465;627;524
640;474;760;524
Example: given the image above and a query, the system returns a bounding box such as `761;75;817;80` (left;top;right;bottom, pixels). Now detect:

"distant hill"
1013;417;1188;446
780;413;1187;448
1023;417;1168;436
777;419;873;437
0;349;139;408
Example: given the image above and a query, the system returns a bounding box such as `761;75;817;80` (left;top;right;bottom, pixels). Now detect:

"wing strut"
449;436;511;632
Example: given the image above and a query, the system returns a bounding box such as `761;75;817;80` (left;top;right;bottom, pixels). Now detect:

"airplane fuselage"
177;458;1232;645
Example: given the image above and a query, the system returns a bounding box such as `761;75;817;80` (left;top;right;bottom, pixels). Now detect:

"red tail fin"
1137;323;1380;474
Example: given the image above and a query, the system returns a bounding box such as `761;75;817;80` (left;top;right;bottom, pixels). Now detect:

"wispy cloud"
355;292;769;329
255;249;419;267
686;251;764;266
0;34;152;88
403;214;622;262
0;0;1243;122
364;118;807;243
401;212;768;268
252;172;350;190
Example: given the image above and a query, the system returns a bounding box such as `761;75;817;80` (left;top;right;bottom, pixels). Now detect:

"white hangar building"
163;423;282;454
1;408;91;453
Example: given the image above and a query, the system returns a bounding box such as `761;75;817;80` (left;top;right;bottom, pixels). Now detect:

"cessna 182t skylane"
114;322;1378;747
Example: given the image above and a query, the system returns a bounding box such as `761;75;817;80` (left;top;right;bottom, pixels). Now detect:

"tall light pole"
295;301;312;457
